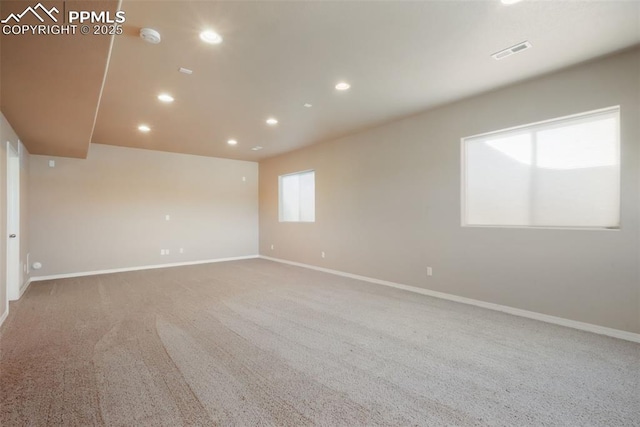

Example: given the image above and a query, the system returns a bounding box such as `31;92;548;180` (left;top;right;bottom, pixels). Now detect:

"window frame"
278;169;316;223
460;106;621;231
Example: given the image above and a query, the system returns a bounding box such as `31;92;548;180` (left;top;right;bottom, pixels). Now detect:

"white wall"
29;144;258;277
259;48;640;334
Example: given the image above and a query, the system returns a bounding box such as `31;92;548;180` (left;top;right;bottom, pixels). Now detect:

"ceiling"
0;1;118;158
3;1;640;161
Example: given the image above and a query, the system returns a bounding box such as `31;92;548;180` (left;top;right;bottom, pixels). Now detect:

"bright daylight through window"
462;107;620;229
279;170;315;222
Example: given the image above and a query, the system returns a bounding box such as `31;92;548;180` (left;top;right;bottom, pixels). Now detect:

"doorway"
6;141;20;301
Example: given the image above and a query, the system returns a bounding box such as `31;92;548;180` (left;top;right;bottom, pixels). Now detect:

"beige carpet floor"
1;259;638;426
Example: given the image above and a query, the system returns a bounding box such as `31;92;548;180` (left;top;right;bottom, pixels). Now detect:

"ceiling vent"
140;28;161;44
491;41;532;60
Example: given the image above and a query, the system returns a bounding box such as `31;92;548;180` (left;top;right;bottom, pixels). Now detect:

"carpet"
1;259;638;426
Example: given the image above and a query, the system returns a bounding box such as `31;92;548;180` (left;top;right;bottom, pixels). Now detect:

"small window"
279;170;315;222
462;107;620;229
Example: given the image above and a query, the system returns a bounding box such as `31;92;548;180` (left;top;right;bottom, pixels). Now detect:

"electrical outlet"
179;248;184;254
321;251;325;258
242;176;246;182
160;249;165;255
165;214;171;221
427;267;433;277
271;244;274;250
166;249;170;255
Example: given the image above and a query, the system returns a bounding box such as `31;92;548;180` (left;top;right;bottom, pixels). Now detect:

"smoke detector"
140;28;161;44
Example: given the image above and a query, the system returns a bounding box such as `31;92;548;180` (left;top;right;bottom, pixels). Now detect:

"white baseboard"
259;255;640;344
19;278;32;298
0;308;8;328
30;255;260;282
0;279;31;329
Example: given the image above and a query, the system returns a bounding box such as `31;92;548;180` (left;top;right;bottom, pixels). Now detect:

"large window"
462;107;620;229
279;170;315;222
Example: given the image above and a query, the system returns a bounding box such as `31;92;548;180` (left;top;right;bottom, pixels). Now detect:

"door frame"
6;141;20;301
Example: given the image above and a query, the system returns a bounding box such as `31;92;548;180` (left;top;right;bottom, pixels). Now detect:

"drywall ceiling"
0;1;118;158
3;1;640;160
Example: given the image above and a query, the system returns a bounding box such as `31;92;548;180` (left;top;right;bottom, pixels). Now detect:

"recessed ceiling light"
303;103;313;108
157;93;174;103
251;146;263;151
501;0;522;4
138;124;151;132
266;118;278;125
200;30;222;44
227;139;238;146
335;82;351;91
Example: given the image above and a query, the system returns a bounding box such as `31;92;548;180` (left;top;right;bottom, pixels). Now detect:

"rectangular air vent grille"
491;41;532;60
